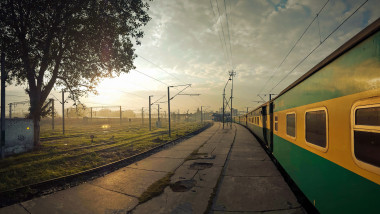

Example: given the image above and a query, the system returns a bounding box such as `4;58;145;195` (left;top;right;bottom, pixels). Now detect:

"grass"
0;120;210;192
138;172;174;203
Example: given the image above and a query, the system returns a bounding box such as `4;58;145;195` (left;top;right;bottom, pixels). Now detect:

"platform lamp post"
167;84;200;138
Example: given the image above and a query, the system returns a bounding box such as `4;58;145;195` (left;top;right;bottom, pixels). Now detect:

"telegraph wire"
210;0;230;70
134;69;169;86
137;55;189;85
268;0;368;93
215;0;232;69
223;0;233;68
259;0;330;94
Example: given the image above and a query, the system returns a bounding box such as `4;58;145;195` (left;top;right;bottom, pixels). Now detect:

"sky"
6;0;380;116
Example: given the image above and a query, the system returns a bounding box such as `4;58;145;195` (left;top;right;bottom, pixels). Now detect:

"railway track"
0;122;212;208
0;129;169;169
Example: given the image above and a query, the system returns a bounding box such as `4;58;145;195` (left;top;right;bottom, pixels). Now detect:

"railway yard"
0;122;307;214
0;119;207;195
1;1;379;213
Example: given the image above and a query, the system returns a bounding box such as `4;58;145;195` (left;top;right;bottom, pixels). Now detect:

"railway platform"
0;122;305;214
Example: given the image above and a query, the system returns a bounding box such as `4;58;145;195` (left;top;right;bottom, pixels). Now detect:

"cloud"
7;0;380;113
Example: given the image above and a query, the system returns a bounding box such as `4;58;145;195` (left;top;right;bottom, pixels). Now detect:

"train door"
262;106;268;147
269;102;274;152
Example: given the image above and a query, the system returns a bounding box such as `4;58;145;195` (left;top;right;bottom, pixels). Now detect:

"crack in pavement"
19;203;31;214
88;183;138;198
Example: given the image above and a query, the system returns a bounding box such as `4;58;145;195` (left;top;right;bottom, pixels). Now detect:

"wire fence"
2;100;213;139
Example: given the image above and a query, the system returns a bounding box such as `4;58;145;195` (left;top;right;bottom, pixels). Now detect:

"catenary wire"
268;0;368;93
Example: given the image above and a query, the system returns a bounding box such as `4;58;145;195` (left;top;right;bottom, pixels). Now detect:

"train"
235;18;380;213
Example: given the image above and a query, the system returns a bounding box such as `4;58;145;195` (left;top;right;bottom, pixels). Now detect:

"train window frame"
286;112;296;139
274;114;278;132
304;107;329;153
351;99;380;175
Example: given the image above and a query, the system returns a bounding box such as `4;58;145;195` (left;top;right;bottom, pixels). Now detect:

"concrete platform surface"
211;124;304;214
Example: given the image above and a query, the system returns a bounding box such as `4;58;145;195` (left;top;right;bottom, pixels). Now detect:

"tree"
0;0;151;146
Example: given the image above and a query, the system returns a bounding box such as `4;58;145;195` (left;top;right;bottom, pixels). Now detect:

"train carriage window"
274;115;278;132
286;113;296;138
355;107;380;126
352;103;380;173
305;108;328;151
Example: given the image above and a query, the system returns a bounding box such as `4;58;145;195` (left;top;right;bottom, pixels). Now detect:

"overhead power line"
223;0;233;69
137;55;188;85
134;69;169;86
210;0;230;71
268;0;368;93
215;0;232;70
259;0;330;94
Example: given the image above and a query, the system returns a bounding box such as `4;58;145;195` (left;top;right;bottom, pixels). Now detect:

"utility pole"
8;103;12;119
141;107;144;126
90;107;93;121
269;93;277;101
167;87;171;137
119;106;122;125
157;104;160;122
149;95;153;131
1;51;6;159
167;84;200;137
222;89;225;129
230;70;235;128
62;90;65;135
50;98;54;130
201;106;203;123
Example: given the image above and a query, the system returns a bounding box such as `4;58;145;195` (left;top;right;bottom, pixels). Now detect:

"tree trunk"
33;116;41;146
29;90;42;147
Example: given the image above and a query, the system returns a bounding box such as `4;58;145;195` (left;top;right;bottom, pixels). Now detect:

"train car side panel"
273;134;380;213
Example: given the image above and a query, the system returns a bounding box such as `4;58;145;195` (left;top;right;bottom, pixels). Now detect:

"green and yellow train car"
238;18;380;213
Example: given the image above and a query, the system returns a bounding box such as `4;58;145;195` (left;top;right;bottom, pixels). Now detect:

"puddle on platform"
170;180;197;192
189;162;213;170
193;154;216;160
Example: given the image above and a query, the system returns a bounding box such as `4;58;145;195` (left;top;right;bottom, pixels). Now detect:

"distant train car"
238;18;380;213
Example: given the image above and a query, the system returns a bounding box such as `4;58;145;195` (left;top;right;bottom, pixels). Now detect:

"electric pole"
50;98;54;130
149;95;153;131
119;106;122;125
141;107;144;126
167;87;171;137
167;84;200;137
222;89;225;129
157;104;160;122
8;103;12;119
230;70;235;128
1;51;5;159
62;90;65;135
201;106;203;123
